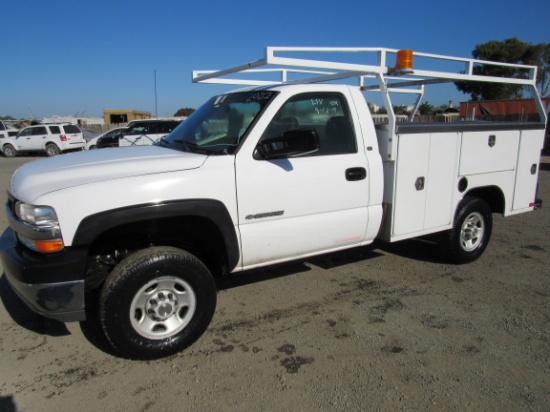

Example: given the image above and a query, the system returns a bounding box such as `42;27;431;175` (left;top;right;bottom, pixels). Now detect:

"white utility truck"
2;47;546;359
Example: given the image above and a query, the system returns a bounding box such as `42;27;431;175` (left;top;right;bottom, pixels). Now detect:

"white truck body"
2;47;546;359
376;122;544;241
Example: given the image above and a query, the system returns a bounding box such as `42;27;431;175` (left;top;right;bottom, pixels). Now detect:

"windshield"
157;91;278;154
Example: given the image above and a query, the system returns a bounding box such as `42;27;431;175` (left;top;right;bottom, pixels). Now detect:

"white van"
119;119;182;147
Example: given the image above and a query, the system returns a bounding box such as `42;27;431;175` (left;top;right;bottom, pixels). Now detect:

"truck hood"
10;146;208;202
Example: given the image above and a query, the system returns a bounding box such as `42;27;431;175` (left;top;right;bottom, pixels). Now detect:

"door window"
32;127;48;135
147;122;159;134
127;123;148;135
261;92;356;156
160;121;180;133
18;128;34;137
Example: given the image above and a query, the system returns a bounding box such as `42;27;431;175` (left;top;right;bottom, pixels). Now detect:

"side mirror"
257;129;319;160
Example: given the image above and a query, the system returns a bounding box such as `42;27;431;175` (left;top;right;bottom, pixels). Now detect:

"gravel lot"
0;155;549;412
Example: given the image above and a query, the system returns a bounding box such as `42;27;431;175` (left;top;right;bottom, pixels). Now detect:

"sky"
1;0;549;120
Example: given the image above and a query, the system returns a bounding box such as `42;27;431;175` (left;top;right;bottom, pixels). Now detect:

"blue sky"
1;0;548;119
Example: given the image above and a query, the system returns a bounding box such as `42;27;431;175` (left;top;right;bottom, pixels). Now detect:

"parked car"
85;127;128;150
82;128;102;142
0;123;85;157
119;119;182;147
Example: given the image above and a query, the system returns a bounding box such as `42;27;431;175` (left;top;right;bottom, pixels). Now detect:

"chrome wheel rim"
130;276;196;340
460;212;485;252
46;146;57;156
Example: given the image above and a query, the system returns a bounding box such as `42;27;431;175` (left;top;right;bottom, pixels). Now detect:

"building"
103;109;151;125
43;115;104;126
459;98;550;122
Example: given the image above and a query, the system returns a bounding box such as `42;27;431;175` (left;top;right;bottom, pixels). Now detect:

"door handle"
345;167;366;181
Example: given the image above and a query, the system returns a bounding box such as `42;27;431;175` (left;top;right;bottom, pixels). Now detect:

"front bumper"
1;230;88;322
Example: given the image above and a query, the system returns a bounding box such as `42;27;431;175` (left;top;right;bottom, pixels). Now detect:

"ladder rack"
193;46;539;87
192;47;547;161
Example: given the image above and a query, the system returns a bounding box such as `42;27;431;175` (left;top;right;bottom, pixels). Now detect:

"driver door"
16;127;45;151
235;91;371;269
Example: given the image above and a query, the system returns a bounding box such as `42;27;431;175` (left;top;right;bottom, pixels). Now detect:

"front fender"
73;199;240;271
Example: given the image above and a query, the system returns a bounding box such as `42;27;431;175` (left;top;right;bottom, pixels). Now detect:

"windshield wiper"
154;137;169;147
172;139;214;155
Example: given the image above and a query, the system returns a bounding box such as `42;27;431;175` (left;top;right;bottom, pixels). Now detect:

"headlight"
13;202;64;253
15;202;59;226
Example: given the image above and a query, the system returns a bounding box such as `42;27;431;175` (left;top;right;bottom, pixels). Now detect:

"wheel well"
85;216;229;291
463;186;505;214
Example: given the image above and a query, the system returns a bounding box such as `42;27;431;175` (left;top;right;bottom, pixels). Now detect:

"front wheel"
2;144;16;158
99;246;217;359
439;197;492;264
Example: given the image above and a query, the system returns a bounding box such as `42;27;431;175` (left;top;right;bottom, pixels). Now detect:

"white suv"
1;123;85;157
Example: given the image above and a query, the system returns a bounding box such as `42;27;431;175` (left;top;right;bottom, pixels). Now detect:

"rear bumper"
1;230;87;322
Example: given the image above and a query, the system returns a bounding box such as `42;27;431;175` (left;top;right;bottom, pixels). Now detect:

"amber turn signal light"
35;239;65;253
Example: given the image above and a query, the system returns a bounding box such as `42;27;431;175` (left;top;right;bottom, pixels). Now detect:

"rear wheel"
439;197;492;264
2;144;16;158
45;143;60;156
99;246;217;359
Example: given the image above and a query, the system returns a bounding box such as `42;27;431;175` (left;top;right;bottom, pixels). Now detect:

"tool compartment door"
512;129;545;212
392;132;458;237
459;130;519;175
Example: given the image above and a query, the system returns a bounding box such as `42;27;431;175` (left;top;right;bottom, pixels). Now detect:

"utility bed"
375;120;544;242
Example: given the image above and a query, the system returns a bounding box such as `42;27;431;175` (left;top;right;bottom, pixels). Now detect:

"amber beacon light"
394;49;413;73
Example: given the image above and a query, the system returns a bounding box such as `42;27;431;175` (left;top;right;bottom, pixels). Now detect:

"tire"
2;144;16;158
89;145;96;150
99;246;217;359
45;143;60;156
439;197;492;264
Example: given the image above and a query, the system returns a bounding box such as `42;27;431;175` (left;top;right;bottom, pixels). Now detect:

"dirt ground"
0;155;549;412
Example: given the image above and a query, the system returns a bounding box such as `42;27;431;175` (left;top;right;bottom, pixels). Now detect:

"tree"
535;43;550;96
174;108;195;117
455;38;550;100
418;101;434;115
393;105;410;115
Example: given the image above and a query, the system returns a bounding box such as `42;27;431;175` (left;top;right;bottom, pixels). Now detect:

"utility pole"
154;69;158;118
